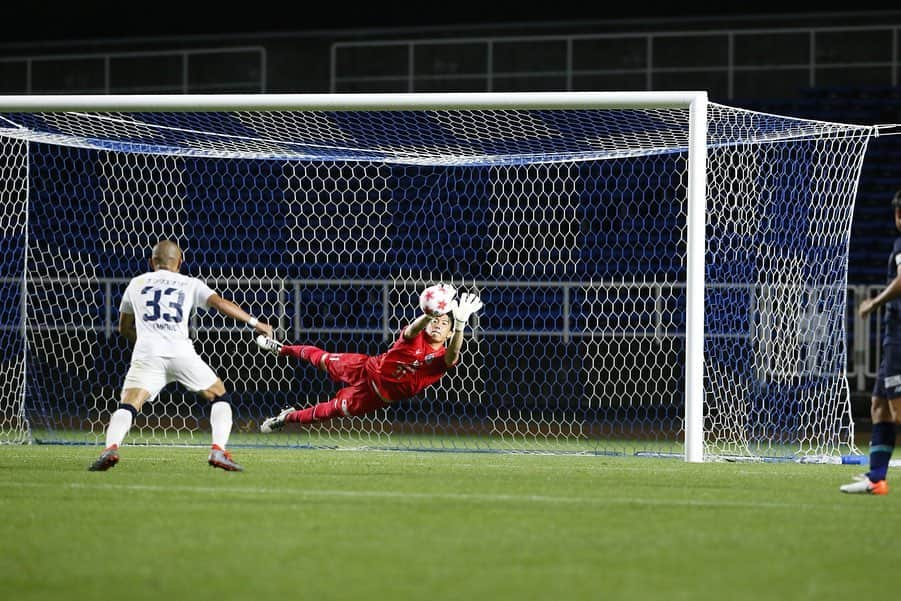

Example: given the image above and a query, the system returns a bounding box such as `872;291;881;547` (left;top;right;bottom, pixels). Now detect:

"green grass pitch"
1;444;897;601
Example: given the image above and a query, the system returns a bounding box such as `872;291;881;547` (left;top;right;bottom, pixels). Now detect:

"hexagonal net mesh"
0;98;873;461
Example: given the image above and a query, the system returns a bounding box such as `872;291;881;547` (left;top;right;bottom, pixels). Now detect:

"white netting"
0;136;29;444
0;98;872;460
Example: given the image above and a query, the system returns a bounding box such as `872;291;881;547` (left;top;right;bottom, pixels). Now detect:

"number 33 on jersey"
119;270;216;360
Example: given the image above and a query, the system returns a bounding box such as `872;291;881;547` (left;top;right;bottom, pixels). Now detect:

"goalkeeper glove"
451;292;484;332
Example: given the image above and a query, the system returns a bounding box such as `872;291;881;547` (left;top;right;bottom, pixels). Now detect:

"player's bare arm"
445;292;484;366
444;328;464;366
206;294;274;337
860;263;901;319
118;311;136;344
403;313;438;340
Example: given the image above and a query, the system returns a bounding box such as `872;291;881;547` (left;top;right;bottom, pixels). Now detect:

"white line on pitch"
5;480;867;510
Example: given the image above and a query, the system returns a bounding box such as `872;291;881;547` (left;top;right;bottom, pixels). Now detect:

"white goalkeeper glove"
451;292;484;332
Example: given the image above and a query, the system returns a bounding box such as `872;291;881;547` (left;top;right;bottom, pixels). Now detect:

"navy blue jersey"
883;237;901;343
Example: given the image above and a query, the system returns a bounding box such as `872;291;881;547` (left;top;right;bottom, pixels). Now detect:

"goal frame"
0;91;710;460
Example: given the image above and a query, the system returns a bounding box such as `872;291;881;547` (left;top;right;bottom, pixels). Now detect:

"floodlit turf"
1;445;897;601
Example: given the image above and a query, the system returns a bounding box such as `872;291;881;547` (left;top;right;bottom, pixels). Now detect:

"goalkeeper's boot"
88;444;120;471
255;335;284;356
260;407;295;433
208;445;244;472
839;477;888;495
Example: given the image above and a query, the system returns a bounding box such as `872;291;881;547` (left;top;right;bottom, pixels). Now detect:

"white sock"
210;401;232;449
105;408;133;448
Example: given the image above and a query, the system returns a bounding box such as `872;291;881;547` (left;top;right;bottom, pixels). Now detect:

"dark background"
3;4;900;428
8;3;896;43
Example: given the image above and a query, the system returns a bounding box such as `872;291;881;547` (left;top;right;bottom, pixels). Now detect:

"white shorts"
122;354;219;400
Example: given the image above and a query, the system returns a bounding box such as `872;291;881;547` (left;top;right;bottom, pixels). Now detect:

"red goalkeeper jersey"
366;328;456;402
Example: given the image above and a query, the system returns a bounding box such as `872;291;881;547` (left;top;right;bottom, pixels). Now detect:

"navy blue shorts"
873;342;901;399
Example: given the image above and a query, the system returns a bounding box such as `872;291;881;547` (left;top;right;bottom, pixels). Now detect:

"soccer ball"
419;283;456;317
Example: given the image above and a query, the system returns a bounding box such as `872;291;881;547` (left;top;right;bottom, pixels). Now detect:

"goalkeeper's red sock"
288;400;343;424
287;395;386;424
282;345;327;368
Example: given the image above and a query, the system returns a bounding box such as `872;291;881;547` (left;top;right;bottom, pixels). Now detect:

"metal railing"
4;276;884;392
1;46;267;94
331;24;900;99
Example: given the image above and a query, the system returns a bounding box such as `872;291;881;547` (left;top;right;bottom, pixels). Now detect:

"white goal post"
0;91;872;462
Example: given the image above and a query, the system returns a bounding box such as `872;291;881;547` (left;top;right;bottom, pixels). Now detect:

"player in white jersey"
88;240;273;472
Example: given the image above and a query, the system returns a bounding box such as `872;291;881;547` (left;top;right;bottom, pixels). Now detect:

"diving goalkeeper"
256;291;483;431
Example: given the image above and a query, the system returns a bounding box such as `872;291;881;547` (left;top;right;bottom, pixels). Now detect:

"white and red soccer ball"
419;283;456;317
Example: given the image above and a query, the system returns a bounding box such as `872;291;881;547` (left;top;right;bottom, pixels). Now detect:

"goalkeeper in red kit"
256;291;484;431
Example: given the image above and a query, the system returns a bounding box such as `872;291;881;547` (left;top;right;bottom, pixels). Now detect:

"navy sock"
117;403;138;417
867;422;896;482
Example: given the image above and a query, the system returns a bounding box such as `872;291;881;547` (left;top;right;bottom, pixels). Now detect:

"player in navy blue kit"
841;189;901;495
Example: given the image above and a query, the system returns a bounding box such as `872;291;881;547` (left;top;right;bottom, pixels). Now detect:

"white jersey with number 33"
119;270;215;360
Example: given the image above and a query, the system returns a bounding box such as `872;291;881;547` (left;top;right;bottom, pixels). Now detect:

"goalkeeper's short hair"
892;188;901;208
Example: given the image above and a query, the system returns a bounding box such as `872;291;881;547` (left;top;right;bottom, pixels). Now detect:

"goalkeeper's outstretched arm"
444;292;484;366
403;312;440;340
445;327;465;366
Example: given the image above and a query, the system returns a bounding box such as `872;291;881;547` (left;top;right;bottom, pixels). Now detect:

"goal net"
0;92;873;461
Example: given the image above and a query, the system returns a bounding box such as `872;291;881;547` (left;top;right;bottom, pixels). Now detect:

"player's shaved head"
151;240;183;270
